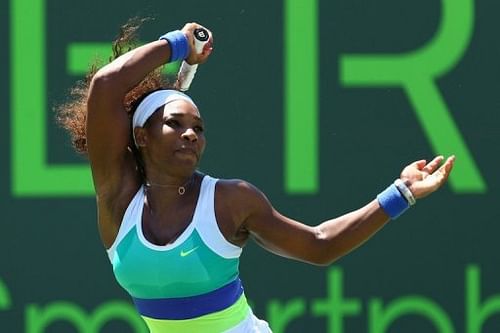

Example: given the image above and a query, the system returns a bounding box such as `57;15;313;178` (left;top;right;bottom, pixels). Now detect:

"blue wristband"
159;30;189;62
377;184;410;219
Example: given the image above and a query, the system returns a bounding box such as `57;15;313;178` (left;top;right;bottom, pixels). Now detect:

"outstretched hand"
181;23;214;65
400;156;455;199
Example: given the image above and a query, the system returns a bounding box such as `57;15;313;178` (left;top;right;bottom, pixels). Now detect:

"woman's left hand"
399;155;455;200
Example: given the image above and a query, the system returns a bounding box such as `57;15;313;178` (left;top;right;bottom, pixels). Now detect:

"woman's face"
137;100;206;172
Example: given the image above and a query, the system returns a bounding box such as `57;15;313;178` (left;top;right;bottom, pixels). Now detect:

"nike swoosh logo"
180;246;199;257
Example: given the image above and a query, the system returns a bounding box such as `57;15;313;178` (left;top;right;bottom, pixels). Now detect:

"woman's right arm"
86;40;172;195
86;23;212;196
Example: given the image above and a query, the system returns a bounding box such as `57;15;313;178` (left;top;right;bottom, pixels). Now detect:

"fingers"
412;159;427;170
182;23;213;64
200;35;214;57
425;156;455;192
403;155;455;199
436;155;456;180
423;155;444;174
182;22;203;34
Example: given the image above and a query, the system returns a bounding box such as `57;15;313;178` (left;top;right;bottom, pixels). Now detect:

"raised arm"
87;41;169;192
236;156;455;265
86;23;212;196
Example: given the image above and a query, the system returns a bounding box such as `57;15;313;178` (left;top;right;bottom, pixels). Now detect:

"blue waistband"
132;278;244;320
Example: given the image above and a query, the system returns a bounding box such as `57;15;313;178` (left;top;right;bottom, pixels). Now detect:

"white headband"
132;90;197;145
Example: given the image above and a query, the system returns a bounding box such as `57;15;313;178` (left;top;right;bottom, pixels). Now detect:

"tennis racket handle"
193;28;210;53
178;28;210;91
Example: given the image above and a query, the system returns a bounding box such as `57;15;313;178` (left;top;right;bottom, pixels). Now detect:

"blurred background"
1;0;499;332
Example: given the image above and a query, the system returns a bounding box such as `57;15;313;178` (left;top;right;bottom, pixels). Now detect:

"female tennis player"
58;20;455;333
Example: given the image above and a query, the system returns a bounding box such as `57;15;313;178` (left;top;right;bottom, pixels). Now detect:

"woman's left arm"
238;156;455;265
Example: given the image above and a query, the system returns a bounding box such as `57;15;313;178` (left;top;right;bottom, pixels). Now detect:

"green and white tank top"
106;175;271;332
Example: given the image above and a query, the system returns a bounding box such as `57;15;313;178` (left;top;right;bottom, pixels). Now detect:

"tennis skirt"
224;310;272;333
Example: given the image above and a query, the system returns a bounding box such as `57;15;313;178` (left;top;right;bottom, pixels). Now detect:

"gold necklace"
145;175;194;195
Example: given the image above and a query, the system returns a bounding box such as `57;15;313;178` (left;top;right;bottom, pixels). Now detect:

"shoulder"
213;178;272;224
215;178;268;204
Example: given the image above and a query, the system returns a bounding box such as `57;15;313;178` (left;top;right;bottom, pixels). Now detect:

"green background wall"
1;0;499;332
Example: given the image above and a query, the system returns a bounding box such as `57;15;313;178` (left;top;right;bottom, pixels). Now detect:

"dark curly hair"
56;17;174;155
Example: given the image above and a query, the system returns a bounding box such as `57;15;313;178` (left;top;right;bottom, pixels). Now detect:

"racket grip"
177;28;210;91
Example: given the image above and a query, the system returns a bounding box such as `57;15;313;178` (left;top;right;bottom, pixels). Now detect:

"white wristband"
394;179;416;206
